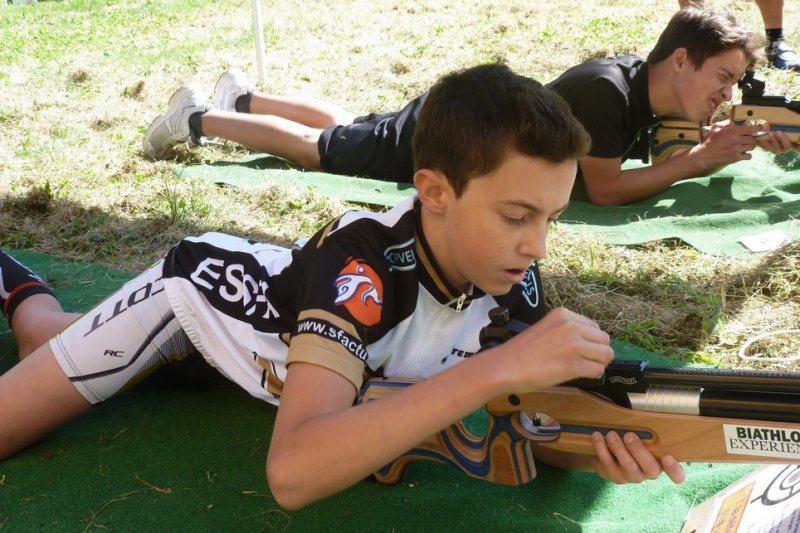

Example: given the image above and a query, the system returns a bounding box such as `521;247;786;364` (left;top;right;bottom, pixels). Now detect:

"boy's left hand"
754;122;799;154
590;431;686;485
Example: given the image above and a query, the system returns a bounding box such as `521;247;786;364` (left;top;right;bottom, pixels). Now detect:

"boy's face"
436;151;575;296
673;47;748;122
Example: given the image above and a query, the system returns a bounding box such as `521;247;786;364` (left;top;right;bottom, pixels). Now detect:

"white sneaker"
213;69;254;112
143;84;211;160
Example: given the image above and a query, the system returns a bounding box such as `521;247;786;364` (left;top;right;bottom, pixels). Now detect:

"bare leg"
0;342;91;460
0;249;77;359
11;294;80;359
247;93;356;128
200;110;326;169
755;0;782;29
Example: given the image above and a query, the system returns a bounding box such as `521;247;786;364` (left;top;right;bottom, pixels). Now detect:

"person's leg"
144;80;354;165
757;0;783;27
0;255;88;460
197;111;325;169
0;250;78;359
755;0;800;70
0;341;91;460
206;69;356;167
0;260;195;460
213;69;356;127
246;94;356;128
10;295;79;359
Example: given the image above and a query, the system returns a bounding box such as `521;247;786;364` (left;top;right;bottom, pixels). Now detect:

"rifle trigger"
517;412;561;444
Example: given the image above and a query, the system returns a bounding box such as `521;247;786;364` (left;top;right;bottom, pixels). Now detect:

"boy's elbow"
586;189;624;206
583;177;627;206
266;454;314;511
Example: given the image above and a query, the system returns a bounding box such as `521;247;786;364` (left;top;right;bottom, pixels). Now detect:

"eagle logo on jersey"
334;258;383;326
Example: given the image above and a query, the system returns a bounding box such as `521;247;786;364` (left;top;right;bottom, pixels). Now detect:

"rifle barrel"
626;386;800;423
643;366;800;394
700;390;800;422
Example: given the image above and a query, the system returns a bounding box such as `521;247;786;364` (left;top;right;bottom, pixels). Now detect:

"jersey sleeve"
549;63;629;159
569;77;628;158
286;232;390;391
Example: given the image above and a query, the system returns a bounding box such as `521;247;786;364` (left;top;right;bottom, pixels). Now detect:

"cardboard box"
682;465;800;533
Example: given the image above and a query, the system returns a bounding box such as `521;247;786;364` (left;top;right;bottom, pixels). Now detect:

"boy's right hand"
689;120;763;175
497;307;613;392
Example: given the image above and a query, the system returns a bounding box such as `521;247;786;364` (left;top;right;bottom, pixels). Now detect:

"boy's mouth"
503;268;526;283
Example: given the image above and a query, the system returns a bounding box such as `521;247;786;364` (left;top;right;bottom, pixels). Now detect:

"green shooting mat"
177;154;414;208
0;250;757;532
179;150;800;257
561;150;800;257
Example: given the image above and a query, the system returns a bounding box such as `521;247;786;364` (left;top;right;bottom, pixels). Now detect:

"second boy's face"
674;47;748;122
436;152;576;296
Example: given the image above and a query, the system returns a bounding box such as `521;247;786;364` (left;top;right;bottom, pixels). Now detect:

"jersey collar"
412;200;485;310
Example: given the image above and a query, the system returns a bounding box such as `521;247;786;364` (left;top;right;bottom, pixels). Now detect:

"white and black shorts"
52;234;293;406
50;261;198;404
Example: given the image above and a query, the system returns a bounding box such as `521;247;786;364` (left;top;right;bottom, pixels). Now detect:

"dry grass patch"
1;0;798;366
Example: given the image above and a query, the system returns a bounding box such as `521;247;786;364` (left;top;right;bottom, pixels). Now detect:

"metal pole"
251;0;266;85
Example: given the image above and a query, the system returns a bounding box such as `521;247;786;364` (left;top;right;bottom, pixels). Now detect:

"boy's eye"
720;72;736;85
502;214;526;226
502;213;559;227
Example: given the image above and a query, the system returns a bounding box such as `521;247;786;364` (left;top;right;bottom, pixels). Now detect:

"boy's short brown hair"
647;7;765;70
412;63;590;197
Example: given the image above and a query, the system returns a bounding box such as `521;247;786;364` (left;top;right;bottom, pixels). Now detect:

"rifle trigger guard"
515;411;562;444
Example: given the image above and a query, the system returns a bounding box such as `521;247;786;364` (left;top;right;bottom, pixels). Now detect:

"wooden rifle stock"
489;377;800;464
360;308;800;486
650;71;800;164
358;378;545;486
650;117;708;164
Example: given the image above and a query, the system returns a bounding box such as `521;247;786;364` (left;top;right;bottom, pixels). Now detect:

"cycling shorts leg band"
50;260;195;404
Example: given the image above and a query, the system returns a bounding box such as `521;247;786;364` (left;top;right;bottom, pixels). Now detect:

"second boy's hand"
690;120;798;176
753;122;800;152
686;120;764;175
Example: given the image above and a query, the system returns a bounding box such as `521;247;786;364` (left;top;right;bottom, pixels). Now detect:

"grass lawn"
1;0;799;363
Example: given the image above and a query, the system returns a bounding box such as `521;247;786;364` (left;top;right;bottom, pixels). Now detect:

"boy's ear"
671;47;689;72
414;168;451;213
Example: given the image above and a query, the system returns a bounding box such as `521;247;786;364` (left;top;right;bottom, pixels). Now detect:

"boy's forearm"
582;154;704;206
267;352;512;509
268;308;613;508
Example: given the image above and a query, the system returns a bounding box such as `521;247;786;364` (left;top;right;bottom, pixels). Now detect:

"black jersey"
548;55;658;162
161;196;547;402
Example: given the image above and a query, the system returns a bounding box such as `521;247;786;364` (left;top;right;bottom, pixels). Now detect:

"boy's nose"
519;228;547;261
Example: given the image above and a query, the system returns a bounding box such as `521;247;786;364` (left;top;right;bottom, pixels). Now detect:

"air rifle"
650;70;800;164
359;307;800;486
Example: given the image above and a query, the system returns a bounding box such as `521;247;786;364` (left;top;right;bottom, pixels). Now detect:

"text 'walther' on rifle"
359;306;800;486
650;70;800;164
